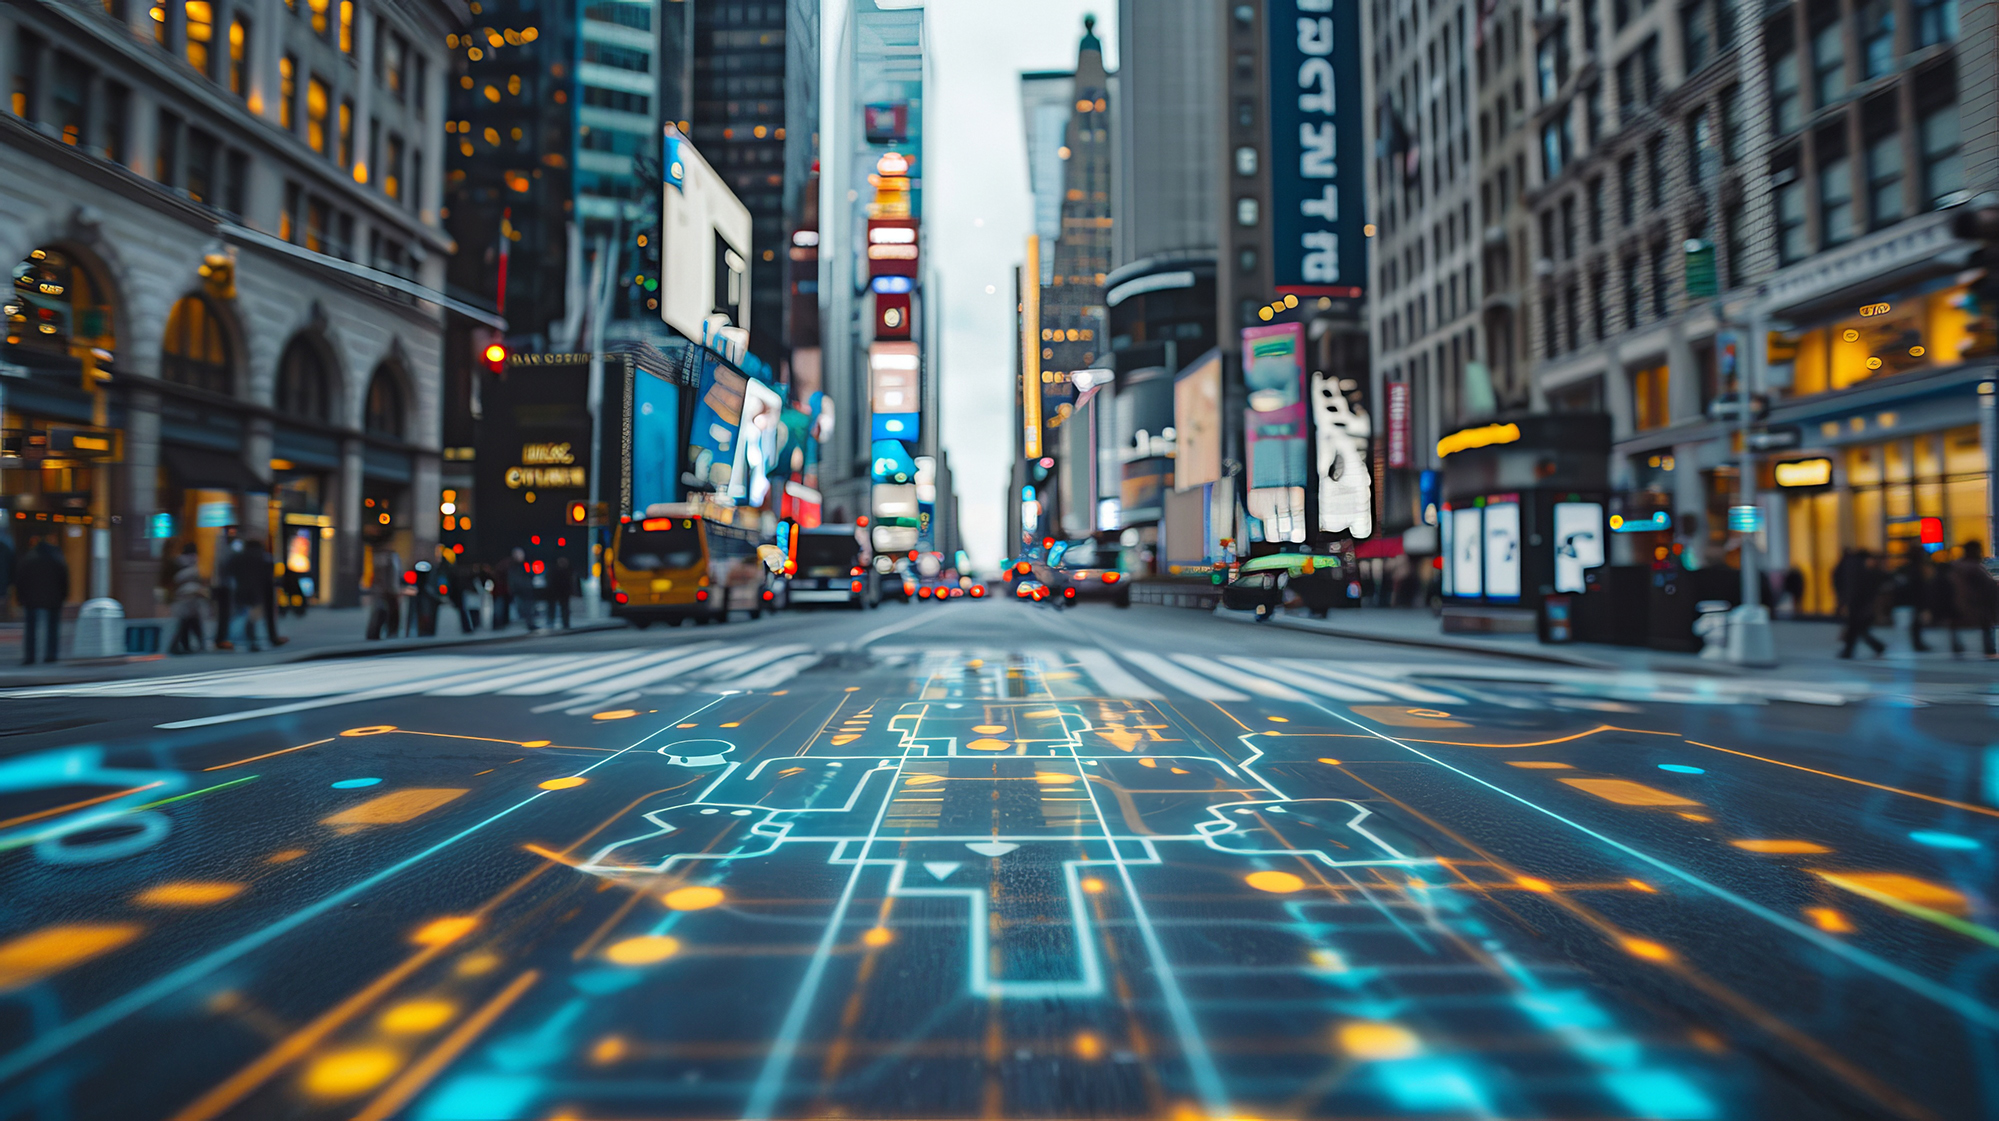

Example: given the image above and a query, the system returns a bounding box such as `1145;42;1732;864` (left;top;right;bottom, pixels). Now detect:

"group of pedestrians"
164;533;290;655
363;546;577;641
1835;542;1999;659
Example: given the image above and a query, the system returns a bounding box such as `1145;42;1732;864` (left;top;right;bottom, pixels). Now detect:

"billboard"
1242;323;1307;489
1174;350;1224;492
730;378;784;507
1311;368;1372;536
686;355;746;491
1268;0;1366;294
1386;381;1411;468
1483;501;1521;600
660;125;754;340
630;366;682;514
1021;235;1043;458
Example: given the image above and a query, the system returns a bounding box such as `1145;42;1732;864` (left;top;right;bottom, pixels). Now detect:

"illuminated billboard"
1242;323;1307;542
630;366;682;514
730;378;784;507
1173;350;1223;491
1268;0;1365;294
660;125;754;341
1311;368;1372;536
686;354;746;491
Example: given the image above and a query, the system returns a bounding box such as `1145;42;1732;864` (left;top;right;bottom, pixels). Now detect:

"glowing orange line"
349;970;540;1121
0;782;161;830
1405;723;1680;749
1688;741;1999;820
203;739;334;771
523;843;581;867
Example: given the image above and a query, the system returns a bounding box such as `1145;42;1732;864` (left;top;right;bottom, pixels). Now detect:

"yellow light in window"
1910;345;1925;357
754;125;767;138
503;28;521;44
459;140;474;157
1866;356;1882;370
1258;306;1274;321
378;512;391;524
460;75;474;89
446;33;459;47
486;30;504;47
509;126;522;140
353;162;367;183
483;126;500;145
484;85;500;103
522;26;538;41
507;75;521;95
1843;328;1860;342
467;46;483;60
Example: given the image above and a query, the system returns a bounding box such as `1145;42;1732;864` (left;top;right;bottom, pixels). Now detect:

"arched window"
365;365;404;438
6;247;113;357
276;336;331;421
161;295;232;394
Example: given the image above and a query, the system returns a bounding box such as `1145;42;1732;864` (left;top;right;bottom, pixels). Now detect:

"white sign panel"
729;378;785;506
661;125;754;341
1311;369;1373;536
1450;506;1482;598
1553;502;1606;594
1484;502;1521;600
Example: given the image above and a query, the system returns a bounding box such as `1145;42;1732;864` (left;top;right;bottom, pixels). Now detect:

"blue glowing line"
1909;830;1982;850
1320;705;1999;1032
0;697;729;1086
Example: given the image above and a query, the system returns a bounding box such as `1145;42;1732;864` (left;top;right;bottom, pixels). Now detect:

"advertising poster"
660;125;754;340
1311;368;1372;536
1386;381;1411;468
686;355;746;491
1267;0;1367;294
730;378;784;506
1553;501;1606;593
1241;323;1307;488
1173;350;1223;492
1450;505;1483;597
629;367;681;514
1483;501;1521;600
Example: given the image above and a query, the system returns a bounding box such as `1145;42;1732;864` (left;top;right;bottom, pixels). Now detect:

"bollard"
73;598;125;659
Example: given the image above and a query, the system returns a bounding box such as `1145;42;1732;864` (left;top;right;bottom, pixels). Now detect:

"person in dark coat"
1782;566;1807;617
438;547;475;633
232;538;280;652
365;551;402;641
1947;541;1999;658
545;555;574;629
15;537;69;665
1895;549;1933;653
1836;549;1886;658
505;548;538;630
212;530;240;648
168;544;208;655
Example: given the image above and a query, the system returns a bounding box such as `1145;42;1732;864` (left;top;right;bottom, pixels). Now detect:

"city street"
0;601;1993;1119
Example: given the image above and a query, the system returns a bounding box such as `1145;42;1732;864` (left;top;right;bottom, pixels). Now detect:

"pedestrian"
1831;547;1857;620
439;547;475;633
0;532;14;621
545;555;574;629
167;544;208;655
506;547;538;630
1836;548;1886;658
15;536;69;665
490;559;512;629
1895;549;1933;653
212;530;240;649
1782;566;1806;618
232;537;280;652
1947;541;1999;659
366;550;402;641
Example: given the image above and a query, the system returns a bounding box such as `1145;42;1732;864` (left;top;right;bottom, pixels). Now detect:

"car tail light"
903;581;916;595
851;566;863;576
851;580;863;593
1103;572;1120;583
615;591;628;603
918;587;932;599
762;590;775;601
1064;587;1076;599
696;590;708;601
970;586;985;598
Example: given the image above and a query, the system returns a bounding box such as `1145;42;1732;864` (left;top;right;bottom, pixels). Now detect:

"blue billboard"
1268;0;1366;293
630;367;682;514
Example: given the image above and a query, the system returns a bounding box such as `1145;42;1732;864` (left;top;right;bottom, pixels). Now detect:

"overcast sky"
923;2;1116;570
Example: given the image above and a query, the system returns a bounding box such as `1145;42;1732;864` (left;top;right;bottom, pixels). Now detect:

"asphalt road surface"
1;599;1994;1120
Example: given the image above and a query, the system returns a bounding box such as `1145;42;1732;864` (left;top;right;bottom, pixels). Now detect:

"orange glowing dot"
1267;716;1289;722
972;724;1008;734
720;721;742;728
1246;870;1306;893
133;881;246;907
1678;812;1714;822
967;738;1011;751
1628;879;1657;893
593;710;638;721
604;935;681;965
1621;937;1674;962
302;1047;401;1096
538;777;587;790
1730;839;1832;854
1317;757;1343;765
1337;1020;1421;1060
1805;906;1855;933
520;740;552;748
265;849;308;864
862;927;894;947
676;722;698;728
340;725;397;737
663;886;724;911
1081;877;1107;893
1073;1030;1104;1060
1515;876;1555;893
379;999;457;1033
456;952;500;976
411;916;479;946
591;1035;629;1064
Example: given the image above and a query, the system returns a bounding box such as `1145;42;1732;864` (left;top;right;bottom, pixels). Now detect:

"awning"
161;444;258;490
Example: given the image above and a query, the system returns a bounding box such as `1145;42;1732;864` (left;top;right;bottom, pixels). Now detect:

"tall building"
1113;0;1217;269
2;0;461;615
575;0;667;336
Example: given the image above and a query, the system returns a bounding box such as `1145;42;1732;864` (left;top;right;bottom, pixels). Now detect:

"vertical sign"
1268;0;1366;293
1311;369;1372;536
1022;236;1043;459
1173;351;1224;492
1385;381;1410;468
1242;323;1309;543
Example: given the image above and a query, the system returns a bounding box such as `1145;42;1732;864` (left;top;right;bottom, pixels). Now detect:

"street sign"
1748;426;1802;451
1684;239;1717;298
1728;504;1765;533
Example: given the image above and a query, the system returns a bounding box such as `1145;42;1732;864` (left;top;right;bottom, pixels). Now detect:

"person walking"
167;544;208;654
231;537;280;652
506;548;538;630
545;555;574;629
1947;541;1999;659
439;547;475;633
365;550;403;641
15;537;68;665
211;531;241;649
1895;549;1933;653
1836;549;1887;658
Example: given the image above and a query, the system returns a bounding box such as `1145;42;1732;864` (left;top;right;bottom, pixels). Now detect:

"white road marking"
1121;651;1250;701
1065;647;1163;698
1219;656;1392;702
1169;654;1311;701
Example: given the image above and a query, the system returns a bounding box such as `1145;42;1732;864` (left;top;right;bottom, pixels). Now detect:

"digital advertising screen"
629;367;682;515
1483;501;1521;600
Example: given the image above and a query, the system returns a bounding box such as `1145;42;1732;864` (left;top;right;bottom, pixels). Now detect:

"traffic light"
474;327;508;374
566;500;589;525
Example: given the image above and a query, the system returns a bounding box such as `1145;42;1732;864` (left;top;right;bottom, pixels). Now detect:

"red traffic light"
566;501;588;524
479;336;508;373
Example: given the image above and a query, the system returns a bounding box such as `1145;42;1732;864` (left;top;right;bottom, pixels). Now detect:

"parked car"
1219;553;1349;620
1030;538;1131;607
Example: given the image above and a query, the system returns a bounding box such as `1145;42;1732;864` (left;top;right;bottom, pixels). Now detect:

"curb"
1208;605;1619;669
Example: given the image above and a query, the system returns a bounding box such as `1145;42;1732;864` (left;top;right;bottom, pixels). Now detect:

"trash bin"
1540;594;1574;643
1693;599;1732;660
74;598;125;659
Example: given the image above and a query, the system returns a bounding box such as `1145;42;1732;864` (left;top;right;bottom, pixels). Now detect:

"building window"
1770;24;1802;133
1561;196;1577;258
161;295;233;394
380;30;404;98
1619;152;1637;225
1590;269;1608;338
1647;134;1666;208
1623;254;1642;328
1541;116;1571;179
223;150;246;215
1536;28;1569;100
51;54;88;147
1584;0;1602;50
1688;109;1715;188
366;367;405;436
308;0;329;38
1859;0;1894;77
1544;293;1560;357
408;149;422;213
277;337;332;421
1865;115;1903;229
1632;364;1670;429
1913;0;1957;47
337;99;353;167
1564;283;1581;352
228;15;249;96
1651;241;1670;319
305;197;327;252
184;0;214;74
1583;82;1603;146
1683;0;1712;72
1811;13;1846;107
338;0;354;54
154;109;181;184
103;83;128;163
1724;200;1746;285
185;129;216;202
385;133;403;199
279;54;296;129
281;181;300;242
1920;101;1964;208
306;75;328;153
1720;85;1744;162
1775;168;1808;263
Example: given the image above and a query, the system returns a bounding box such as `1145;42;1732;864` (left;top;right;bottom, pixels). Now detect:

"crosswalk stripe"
427;652;634;696
1065;648;1163;699
693;644;814;683
501;646;713;695
568;644;749;696
1170;655;1310;701
716;652;821;691
1219;656;1391;702
1288;660;1465;704
1122;651;1249;701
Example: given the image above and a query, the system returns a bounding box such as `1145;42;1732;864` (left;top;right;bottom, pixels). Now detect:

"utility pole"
581;211;623;618
1726;300;1777;666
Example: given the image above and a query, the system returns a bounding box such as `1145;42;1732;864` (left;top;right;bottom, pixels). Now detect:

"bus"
609;506;775;627
786;523;876;609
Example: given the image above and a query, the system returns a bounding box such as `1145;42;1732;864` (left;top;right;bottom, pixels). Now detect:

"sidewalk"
0;604;627;688
1221;604;1999;687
